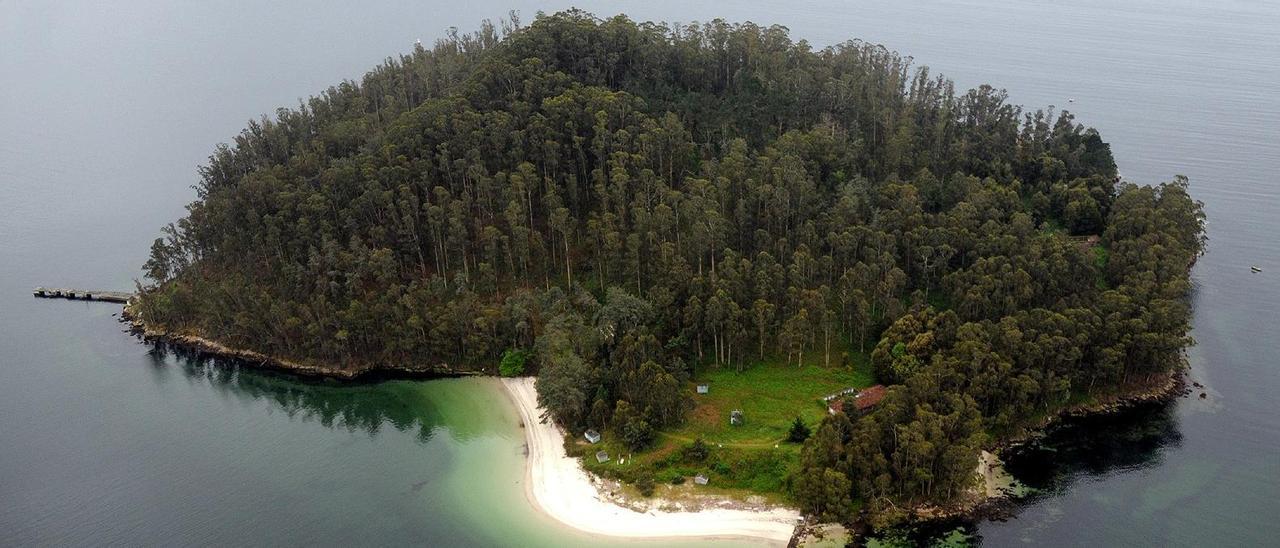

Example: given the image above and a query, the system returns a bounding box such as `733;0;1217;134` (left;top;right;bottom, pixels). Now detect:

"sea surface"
2;1;1277;545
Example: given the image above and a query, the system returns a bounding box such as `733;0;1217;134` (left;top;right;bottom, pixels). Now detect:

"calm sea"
2;1;1276;545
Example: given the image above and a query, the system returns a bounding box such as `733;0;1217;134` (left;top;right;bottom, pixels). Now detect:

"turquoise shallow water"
0;315;738;546
3;1;1278;545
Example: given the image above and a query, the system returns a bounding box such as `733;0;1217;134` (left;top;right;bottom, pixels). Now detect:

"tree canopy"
136;11;1205;516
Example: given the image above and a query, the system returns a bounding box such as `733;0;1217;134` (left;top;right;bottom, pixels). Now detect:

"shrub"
622;416;655;451
671;474;686;485
499;349;528;377
636;474;656;497
787;416;811;443
684;438;710;461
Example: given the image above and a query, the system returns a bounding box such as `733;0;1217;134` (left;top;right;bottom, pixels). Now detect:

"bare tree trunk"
563;237;572;289
824;325;831;367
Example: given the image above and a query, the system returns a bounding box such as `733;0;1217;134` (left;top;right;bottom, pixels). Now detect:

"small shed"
694;473;709;485
730;409;743;426
584;429;601;444
696;384;709;394
596;450;610;463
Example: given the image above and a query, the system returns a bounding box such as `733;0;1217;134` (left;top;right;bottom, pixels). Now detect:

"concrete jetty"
33;287;133;303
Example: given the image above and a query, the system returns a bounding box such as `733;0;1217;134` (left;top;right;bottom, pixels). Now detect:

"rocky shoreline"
869;365;1189;536
995;367;1188;453
120;302;483;381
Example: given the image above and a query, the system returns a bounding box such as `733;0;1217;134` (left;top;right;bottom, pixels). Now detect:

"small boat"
1068;98;1076;103
1251;266;1262;273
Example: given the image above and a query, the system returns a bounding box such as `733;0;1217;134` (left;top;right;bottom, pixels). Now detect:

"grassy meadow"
575;348;876;502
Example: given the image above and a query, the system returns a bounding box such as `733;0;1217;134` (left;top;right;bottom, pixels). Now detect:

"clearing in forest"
670;357;876;446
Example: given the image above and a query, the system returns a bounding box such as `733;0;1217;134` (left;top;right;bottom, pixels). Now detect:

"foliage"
137;10;1205;516
615;400;657;451
684;438;710;461
498;349;528;377
787;416;812;443
636;473;656;497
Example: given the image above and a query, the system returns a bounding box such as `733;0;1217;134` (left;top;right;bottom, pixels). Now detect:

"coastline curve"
500;377;801;546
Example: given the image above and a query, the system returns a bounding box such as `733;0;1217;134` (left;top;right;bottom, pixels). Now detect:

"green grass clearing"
675;354;875;445
574;348;877;502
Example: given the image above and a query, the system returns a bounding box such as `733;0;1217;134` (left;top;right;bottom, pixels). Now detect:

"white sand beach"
501;377;801;545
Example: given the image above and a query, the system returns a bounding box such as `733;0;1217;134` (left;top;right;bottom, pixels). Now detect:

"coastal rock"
121;303;481;381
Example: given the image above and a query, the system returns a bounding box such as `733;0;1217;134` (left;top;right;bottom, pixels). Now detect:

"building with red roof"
827;385;887;415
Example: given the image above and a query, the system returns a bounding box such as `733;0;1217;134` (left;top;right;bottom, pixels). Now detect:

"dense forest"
135;11;1205;518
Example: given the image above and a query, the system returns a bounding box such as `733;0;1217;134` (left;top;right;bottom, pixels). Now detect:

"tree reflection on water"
874;399;1183;546
1003;400;1182;491
144;342;461;444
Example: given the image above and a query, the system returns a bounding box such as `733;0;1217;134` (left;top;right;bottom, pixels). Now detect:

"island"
126;10;1205;542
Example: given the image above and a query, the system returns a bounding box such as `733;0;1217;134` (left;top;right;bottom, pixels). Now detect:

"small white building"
696;384;709;394
584;429;601;444
596;450;610;463
694;473;709;485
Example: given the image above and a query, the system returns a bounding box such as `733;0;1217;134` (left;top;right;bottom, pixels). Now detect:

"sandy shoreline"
500;377;801;545
123;301;1183;539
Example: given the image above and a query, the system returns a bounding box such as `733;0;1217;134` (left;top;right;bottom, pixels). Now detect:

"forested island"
131;11;1205;530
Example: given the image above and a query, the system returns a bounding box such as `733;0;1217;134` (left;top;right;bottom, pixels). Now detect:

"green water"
0;300;547;544
0;299;753;546
0;308;664;545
